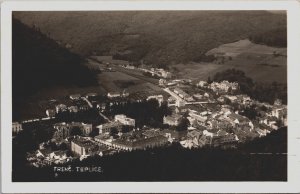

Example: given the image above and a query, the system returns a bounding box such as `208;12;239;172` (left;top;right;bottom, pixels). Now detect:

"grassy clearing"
97;71;139;92
171;39;287;83
206;39;286;57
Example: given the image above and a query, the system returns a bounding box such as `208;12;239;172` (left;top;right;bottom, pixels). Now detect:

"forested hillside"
249;27;287;47
13;11;286;65
12;18;97;119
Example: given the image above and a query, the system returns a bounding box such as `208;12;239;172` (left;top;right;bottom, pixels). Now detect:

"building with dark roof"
112;135;168;151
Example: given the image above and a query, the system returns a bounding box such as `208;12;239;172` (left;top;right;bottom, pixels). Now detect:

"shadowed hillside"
249;27;287;47
12;18;97;119
13;11;286;65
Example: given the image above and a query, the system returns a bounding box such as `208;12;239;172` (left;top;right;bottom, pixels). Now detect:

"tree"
70;127;82;136
228;87;233;94
109;127;119;136
121;125;133;133
240;105;258;120
261;105;268;112
89;128;99;137
207;76;212;84
176;118;190;131
58;142;68;150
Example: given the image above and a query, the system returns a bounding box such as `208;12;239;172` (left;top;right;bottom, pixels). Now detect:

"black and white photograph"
1;0;300;193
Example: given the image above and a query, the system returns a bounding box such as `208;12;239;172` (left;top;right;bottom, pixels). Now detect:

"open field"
171;39;287;83
171;60;286;84
115;66;159;85
170;62;221;81
97;71;140;92
206;39;286;57
87;56;161;93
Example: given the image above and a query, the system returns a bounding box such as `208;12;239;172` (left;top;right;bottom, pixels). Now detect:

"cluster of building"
107;89;129;98
27;141;73;167
197;80;239;94
173;87;194;102
94;129;169;151
28;136;109;167
45;94;94;118
159;79;287;148
16;69;287;167
53;122;93;139
96;114;135;134
159;78;192;87
139;67;172;79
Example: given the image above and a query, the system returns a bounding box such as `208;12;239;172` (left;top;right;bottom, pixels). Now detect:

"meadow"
171;39;287;83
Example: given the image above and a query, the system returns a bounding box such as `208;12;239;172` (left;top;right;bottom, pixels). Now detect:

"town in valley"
13;59;287;167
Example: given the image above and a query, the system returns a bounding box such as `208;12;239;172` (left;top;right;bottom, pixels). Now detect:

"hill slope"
12;18;97;119
13;11;286;65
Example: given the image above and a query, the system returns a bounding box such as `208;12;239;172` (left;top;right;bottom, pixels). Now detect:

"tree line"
249;27;287;48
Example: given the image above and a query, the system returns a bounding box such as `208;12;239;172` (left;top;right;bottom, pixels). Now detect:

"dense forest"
249;27;287;47
12;127;287;182
210;69;287;104
13;11;286;64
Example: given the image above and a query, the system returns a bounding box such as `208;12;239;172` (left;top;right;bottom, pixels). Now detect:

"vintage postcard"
1;0;300;193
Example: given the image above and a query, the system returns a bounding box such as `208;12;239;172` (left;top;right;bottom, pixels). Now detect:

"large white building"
107;92;121;98
71;137;98;156
114;114;135;126
107;90;129;98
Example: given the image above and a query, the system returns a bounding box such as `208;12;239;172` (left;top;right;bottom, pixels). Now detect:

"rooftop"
227;113;249;122
97;121;123;129
72;137;98;149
